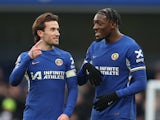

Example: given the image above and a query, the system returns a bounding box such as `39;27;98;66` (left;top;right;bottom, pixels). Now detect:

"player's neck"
40;44;53;50
107;30;123;43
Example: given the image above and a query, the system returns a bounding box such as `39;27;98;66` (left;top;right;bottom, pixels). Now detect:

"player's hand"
57;114;69;120
83;63;103;86
28;40;42;59
93;92;119;112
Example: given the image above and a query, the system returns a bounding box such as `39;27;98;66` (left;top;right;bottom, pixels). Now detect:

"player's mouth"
95;31;104;42
54;38;59;41
95;32;102;38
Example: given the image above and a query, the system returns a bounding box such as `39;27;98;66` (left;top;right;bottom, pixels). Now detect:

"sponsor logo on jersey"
135;49;143;58
96;66;119;75
55;58;63;66
111;53;119;60
135;49;144;63
31;70;65;80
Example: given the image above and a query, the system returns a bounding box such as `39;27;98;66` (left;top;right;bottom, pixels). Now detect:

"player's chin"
53;42;59;46
95;37;104;42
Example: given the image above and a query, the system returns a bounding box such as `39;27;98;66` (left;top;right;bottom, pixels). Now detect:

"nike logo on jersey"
32;61;39;65
92;56;96;59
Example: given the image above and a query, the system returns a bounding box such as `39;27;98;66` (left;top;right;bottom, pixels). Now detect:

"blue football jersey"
9;47;78;120
78;35;147;120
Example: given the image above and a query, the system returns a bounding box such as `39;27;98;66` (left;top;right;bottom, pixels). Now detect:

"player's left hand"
93;92;119;112
57;114;69;120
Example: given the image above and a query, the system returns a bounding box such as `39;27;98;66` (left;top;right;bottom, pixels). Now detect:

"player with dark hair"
9;12;78;120
77;8;147;120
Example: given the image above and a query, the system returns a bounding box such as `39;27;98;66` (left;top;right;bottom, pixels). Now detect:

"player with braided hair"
77;8;147;120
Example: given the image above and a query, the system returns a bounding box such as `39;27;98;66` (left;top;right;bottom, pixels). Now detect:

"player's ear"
111;21;117;28
37;30;43;38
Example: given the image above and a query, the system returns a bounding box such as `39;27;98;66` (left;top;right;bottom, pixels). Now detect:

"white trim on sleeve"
66;69;76;78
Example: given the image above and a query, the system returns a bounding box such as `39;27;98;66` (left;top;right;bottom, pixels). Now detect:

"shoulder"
122;35;140;47
18;51;28;58
90;39;105;46
88;39;105;50
54;47;72;57
122;36;145;58
15;51;29;64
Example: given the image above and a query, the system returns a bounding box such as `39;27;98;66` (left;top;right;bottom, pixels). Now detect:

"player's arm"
93;44;147;111
63;53;78;117
116;67;146;97
77;45;103;86
9;53;32;86
94;68;146;111
10;40;42;86
116;45;147;97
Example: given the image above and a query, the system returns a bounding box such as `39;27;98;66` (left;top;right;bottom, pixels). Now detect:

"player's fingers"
94;74;102;84
93;101;98;106
94;102;105;112
30;45;41;52
29;49;42;59
91;78;101;86
34;40;43;48
94;79;100;86
33;47;42;51
93;101;101;110
34;50;42;55
99;104;107;112
96;95;103;99
89;79;94;86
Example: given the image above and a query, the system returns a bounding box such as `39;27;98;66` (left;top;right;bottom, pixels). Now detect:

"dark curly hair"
97;8;122;26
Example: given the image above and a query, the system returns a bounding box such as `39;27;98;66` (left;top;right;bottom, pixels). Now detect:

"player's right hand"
28;40;42;59
57;114;69;120
83;63;103;86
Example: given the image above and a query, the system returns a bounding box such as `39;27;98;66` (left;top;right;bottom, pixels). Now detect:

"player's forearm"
116;70;147;97
63;88;78;117
9;55;31;86
64;77;78;117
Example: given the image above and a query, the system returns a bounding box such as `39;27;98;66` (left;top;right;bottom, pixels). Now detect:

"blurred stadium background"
0;0;160;120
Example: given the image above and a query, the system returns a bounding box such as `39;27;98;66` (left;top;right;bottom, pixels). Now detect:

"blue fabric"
9;47;78;120
77;35;147;120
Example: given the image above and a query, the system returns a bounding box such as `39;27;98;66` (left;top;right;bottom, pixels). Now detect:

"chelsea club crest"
111;53;119;60
55;58;63;66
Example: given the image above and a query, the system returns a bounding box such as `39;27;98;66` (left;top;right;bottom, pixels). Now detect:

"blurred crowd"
0;66;27;120
0;62;160;120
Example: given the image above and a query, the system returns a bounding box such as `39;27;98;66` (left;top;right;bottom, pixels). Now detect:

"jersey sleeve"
116;42;147;97
63;52;78;117
9;52;32;86
77;45;92;85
